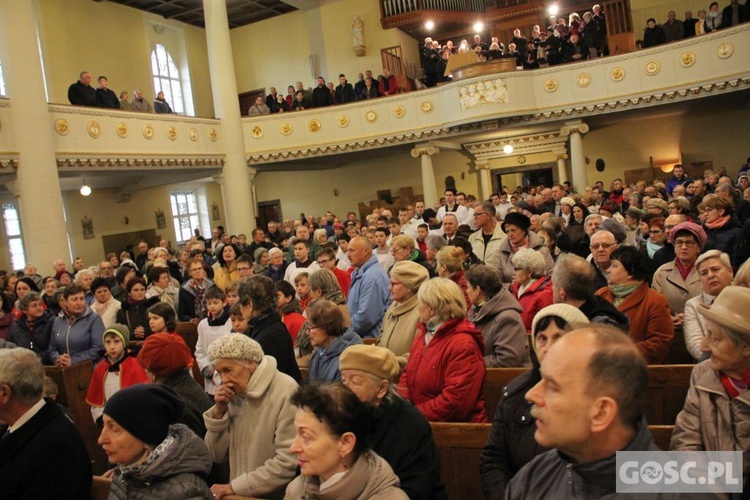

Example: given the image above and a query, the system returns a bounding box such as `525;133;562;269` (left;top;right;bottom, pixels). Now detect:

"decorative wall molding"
47;104;221;125
464;130;568;160
56;155;225;169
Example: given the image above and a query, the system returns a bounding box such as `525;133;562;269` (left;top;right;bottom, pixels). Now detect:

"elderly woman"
645;216;666;260
49;283;104;367
466;264;530;367
340;345;446;499
668;196;691;218
683;250;735;361
306;299;362;383
379;261;429;367
146;266;180;312
701;195;743;269
398;278;487;422
480;304;589;495
596;246;674;363
265;247;289;282
435;246;471;310
390;234;434;275
75;269;95;305
253;247;270;275
8;291;55;364
238;275;301;383
509;248;554;332
213;243;241;291
204;334;298;500
89;277;121;329
670;286;750;485
286;383;408;499
308;268;349;325
100;384;212;499
653;222;706;330
497;213;553;284
116;278;160;340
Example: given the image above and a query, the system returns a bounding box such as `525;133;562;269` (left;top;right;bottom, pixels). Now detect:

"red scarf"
674;259;695;281
719;368;750;399
704;214;731;230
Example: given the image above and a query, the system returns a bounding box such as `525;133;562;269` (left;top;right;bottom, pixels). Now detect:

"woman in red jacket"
509;248;553;332
398;277;488;422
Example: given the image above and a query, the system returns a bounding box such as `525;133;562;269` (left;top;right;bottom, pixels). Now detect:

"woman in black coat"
701;196;743;269
479;304;590;499
115;278;160;340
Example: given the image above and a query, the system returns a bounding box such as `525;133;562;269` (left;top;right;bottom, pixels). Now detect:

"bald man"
346;237;392;338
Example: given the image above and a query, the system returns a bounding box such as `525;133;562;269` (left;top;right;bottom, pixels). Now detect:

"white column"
0;0;70;267
561;121;589;191
411;145;439;209
477;163;492;200
203;0;256;234
553;148;569;184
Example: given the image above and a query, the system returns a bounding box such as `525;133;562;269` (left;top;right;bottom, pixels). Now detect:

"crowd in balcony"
67;71;175;113
642;0;748;47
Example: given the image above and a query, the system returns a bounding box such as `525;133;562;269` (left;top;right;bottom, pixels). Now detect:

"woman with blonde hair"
435;246;470;310
398;278;487;422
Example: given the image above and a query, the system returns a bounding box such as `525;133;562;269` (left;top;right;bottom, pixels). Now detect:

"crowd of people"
2;158;750;498
68;71;175;113
643;1;748;47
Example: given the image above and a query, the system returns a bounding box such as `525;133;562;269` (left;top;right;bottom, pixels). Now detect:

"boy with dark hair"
194;286;232;397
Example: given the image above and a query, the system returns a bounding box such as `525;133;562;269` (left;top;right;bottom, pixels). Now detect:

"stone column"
0;0;70;268
553;148;569;184
560;121;589;191
203;0;257;234
411;145;439;209
476;163;492;200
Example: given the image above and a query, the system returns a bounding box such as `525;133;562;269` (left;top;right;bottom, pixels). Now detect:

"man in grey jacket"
506;325;660;498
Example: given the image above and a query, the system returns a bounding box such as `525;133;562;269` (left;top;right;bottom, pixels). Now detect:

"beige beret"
560;196;576;207
646;198;668;211
340;345;400;382
389;260;429;291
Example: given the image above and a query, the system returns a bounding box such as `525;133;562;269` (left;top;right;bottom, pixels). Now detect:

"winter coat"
246;312;302;384
469;290;530;368
652;260;702;314
468;224;507;270
510;276;554;332
670;361;750;487
398;317;488;422
49;307;105;366
480;368;547;499
347;254;392;338
212;263;239;291
577;295;631;330
116;297;160;339
0;399;92;499
370;396;447;500
204;356;298;499
506;416;659;499
284;450;407;500
264;262;289;283
159;369;212;438
178;279;215;322
497;232;554;283
308;328;363;383
108;424;212;500
8;309;55;364
682;292;713;361
703;217;743;269
379;293;420;367
596;282;674;364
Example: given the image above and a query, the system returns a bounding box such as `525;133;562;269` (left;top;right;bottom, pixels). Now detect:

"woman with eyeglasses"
596;246;674;363
701;196;743;270
645;217;666;260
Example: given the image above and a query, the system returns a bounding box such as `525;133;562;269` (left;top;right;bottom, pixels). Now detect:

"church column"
553;148;569;184
561;121;590;191
203;0;256;233
0;0;70;267
476;162;492;200
411;145;439;209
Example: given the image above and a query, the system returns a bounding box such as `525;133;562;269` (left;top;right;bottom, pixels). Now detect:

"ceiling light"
548;4;559;15
503;143;514;154
80;178;91;196
473;22;484;33
425;20;435;30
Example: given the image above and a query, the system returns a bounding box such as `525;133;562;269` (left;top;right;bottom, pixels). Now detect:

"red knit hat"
137;333;193;377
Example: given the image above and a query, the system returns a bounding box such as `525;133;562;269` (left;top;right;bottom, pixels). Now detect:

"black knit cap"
103;384;185;446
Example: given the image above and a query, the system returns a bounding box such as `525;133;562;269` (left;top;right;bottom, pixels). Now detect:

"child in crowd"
194;287;232;397
417;224;429;253
294;272;311;312
86;324;148;424
228;303;248;334
225;281;240;307
275;280;305;343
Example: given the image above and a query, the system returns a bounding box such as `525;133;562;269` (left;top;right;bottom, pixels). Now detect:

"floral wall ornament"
717;43;733;59
87;121;102;138
143;124;154;140
337;115;350;127
55;118;70;135
420;101;433;113
280;124;293;135
189;128;198;141
116;122;128;138
167;126;177;140
680;52;696;68
251;126;264;138
208;128;217;141
544;79;558;93
309;119;321;132
611;67;626;82
393;106;405;118
644;60;661;76
577;73;592;88
365;110;377;123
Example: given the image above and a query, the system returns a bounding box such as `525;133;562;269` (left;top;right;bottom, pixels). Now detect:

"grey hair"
308;268;342;295
0;348;44;405
511;248;547;278
75;269;95;281
19;291;43;311
695;250;732;272
584;213;603;225
425;235;447;251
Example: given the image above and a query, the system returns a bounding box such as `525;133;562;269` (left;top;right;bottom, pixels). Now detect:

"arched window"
150;44;183;114
0;59;6;97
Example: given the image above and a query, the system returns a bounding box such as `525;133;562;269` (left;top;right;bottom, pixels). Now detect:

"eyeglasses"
473;212;487;218
590;243;616;250
307;325;320;331
236;266;252;272
317;259;331;265
649;229;663;234
674;239;697;247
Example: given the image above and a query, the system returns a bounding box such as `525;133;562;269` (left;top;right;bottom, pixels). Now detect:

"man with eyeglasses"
317;247;351;297
98;260;117;289
652;214;687;268
589;230;618;290
468;202;506;270
653;222;706;333
235;255;254;280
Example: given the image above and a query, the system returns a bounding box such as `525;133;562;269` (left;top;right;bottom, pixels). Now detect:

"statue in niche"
155;209;166;229
82;215;94;240
352;16;365;57
212;202;221;221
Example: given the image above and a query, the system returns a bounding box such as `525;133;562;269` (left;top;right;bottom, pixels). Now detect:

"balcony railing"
382;0;503;17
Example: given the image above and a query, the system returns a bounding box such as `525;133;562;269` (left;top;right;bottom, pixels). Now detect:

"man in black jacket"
335;74;356;103
311;76;333;108
67;71;97;107
0;348;92;499
95;76;120;109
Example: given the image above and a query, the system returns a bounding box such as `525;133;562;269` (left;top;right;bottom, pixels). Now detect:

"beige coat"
670;361;750;487
651;260;702;314
497;231;554;284
204;356;298;499
284;450;408;500
378;293;420;367
468;223;506;270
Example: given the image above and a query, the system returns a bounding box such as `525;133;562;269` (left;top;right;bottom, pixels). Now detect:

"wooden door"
238;88;265;117
256;200;282;230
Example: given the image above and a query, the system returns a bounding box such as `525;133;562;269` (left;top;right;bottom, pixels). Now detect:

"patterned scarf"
609;282;640;307
116;432;175;480
152;284;175;309
189;280;208;319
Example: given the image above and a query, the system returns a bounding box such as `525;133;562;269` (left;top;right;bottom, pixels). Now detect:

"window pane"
0;59;6;96
187;193;197;213
9;238;25;270
151;52;159;76
170;194;178;214
173;218;182;241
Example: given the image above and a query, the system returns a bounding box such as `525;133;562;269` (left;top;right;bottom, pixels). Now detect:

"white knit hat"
530;303;590;347
208;334;264;363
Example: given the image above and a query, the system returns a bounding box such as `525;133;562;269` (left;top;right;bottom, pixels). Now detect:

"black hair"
147;266;170;285
148;302;177;332
217;244;241;267
90;277;111;292
610;246;651;282
126;277;147;294
205;287;227;301
533;315;569;335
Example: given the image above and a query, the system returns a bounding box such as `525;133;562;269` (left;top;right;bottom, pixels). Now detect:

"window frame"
150;43;184;114
2;203;26;271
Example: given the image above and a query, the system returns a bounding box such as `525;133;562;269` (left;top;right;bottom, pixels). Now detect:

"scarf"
704;214;730;230
189;280;208;319
91;298;115;317
674;259;695;282
719;368;750;399
324;287;347;306
116;432;175;480
510;237;530;253
152;284;175;309
646;238;663;259
609;282;641;307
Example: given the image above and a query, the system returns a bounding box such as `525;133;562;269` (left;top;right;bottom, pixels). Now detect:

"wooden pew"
45;362;109;475
92;476;112;500
483;368;526;421
300;367;308;381
430;422;676;500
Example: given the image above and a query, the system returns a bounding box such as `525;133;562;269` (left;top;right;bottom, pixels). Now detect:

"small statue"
352;16;365;57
